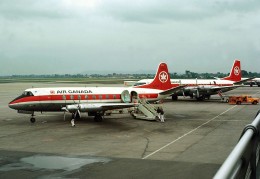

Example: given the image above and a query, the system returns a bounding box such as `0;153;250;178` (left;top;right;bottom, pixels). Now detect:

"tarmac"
0;82;260;179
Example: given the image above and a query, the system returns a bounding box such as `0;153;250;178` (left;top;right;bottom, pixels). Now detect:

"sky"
0;0;260;75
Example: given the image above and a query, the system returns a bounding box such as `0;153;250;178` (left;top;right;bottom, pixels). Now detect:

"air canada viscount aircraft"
9;63;184;123
135;60;252;100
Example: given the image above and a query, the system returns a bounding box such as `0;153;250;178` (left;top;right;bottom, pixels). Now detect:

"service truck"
229;95;259;105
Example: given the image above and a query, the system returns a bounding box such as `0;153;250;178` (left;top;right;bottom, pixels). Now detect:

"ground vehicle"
229;95;259;105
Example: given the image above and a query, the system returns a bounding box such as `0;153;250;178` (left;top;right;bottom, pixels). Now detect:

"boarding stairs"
132;98;159;121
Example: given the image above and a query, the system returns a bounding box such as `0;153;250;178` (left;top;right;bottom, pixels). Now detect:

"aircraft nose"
8;100;17;109
8;102;15;109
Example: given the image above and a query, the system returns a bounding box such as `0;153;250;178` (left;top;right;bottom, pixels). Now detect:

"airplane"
134;60;252;100
244;78;260;87
8;63;184;123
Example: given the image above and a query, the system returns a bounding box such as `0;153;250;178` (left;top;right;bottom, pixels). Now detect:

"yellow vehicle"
229;95;259;105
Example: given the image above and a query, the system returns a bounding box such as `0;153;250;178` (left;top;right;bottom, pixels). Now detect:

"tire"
172;95;178;101
30;118;36;123
236;101;241;105
98;116;103;122
253;101;257;105
226;99;229;103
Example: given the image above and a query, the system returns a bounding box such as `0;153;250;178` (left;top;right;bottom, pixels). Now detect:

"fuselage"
136;78;236;87
135;78;238;99
8;86;167;112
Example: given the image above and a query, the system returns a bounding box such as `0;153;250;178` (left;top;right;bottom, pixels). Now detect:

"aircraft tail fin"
134;62;172;90
221;60;241;82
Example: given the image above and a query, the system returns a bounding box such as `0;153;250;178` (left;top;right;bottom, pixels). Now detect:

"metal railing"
214;110;260;179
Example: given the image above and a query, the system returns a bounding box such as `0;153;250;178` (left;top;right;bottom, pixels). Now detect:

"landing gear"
30;112;35;123
205;95;211;100
30;117;36;123
190;94;194;99
196;96;205;101
88;112;104;122
94;114;103;122
172;95;178;101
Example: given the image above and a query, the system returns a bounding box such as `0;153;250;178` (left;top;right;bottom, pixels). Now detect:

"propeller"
64;111;66;121
62;94;82;121
76;95;81;119
196;89;199;98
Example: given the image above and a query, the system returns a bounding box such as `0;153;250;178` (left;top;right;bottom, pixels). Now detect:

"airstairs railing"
139;98;158;116
131;98;159;120
214;110;260;179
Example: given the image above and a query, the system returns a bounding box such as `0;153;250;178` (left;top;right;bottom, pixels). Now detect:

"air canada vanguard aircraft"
134;60;251;100
9;63;184;123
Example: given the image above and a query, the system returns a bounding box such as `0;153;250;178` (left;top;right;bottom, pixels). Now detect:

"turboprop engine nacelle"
66;104;104;112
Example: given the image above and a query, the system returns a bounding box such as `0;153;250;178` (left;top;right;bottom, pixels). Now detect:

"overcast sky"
0;0;260;75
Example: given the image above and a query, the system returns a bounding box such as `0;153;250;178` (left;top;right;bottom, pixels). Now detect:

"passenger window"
62;95;66;100
113;94;116;99
99;95;102;99
106;95;109;99
78;95;81;100
86;95;89;100
71;95;74;100
93;95;96;99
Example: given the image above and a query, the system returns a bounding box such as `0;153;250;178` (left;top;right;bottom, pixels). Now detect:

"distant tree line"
1;70;259;79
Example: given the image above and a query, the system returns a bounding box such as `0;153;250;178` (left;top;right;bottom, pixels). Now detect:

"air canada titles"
55;90;93;94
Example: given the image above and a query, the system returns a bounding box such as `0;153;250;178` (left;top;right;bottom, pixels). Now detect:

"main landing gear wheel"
94;115;103;122
172;95;178;101
30;117;36;123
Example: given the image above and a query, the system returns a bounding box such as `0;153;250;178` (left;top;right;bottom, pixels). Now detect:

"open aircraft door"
121;90;131;103
130;91;138;103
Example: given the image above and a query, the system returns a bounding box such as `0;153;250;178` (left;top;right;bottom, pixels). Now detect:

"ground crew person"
157;107;161;120
160;108;165;122
71;112;76;127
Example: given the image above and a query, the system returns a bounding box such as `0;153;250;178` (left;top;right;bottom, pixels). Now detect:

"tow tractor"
228;95;259;105
217;91;259;105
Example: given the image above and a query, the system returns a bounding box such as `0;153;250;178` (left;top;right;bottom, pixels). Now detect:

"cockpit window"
9;91;34;104
22;91;34;97
134;82;146;86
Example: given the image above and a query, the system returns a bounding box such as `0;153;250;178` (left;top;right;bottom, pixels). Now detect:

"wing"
63;103;139;113
159;85;186;95
234;77;255;85
198;85;240;94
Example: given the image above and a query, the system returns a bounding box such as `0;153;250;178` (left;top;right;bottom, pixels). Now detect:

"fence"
214;110;260;179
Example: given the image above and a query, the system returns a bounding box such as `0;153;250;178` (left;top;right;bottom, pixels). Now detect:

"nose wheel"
30;113;36;123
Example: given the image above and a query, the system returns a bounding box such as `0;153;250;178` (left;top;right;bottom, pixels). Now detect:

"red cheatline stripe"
9;93;159;105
